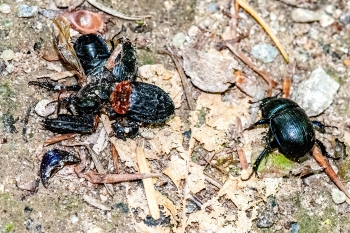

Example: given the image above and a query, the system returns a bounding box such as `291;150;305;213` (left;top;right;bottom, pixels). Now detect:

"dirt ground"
1;0;350;232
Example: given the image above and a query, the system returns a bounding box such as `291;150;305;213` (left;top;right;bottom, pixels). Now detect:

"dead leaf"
163;155;187;189
182;48;239;93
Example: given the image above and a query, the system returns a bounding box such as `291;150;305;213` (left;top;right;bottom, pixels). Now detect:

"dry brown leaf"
155;190;178;227
138;64;183;108
182;48;239;93
136;222;171;233
218;177;282;210
125;183;150;219
188;163;206;194
52;15;85;81
191;124;226;152
162;155;187;189
197;92;250;130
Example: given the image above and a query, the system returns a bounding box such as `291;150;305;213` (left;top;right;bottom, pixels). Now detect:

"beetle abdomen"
270;107;315;159
128;82;175;123
44;114;96;134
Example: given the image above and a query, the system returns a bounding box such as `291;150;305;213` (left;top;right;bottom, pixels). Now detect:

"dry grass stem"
235;0;289;63
136;143;160;220
87;0;151;20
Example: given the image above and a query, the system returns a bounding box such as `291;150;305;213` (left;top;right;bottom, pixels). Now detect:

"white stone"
291;8;321;23
320;14;335;28
291;67;340;116
0;4;11;14
331;188;347;204
1;49;14;61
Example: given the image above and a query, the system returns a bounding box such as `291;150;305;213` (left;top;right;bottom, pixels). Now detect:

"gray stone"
172;32;186;48
251;44;279;63
17;4;38;18
331;188;347;204
291;8;321;23
340;12;350;25
291;67;340;116
0;4;11;14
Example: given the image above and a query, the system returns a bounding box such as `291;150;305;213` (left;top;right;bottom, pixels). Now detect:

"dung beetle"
248;97;329;177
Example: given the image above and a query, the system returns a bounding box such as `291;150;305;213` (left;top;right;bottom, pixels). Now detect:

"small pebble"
332;188;347;204
340;12;350;25
1;49;14;61
291;8;321;23
251;44;279;63
208;3;217;13
291;67;340;116
5;63;14;74
141;130;154;139
17;4;38;18
290;222;299;233
35;99;56;117
172;32;186;48
344;59;350;66
319;14;335;28
70;215;79;224
0;4;11;14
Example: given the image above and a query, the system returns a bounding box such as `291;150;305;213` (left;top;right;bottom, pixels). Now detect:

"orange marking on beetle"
110;81;132;114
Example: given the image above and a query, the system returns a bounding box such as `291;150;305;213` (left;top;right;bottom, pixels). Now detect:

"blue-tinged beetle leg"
315;139;339;160
244;130;277;180
40;149;81;188
29;79;81;92
245;118;270;130
312;121;338;133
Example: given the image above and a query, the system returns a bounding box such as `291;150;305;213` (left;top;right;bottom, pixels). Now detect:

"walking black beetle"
247;97;329;177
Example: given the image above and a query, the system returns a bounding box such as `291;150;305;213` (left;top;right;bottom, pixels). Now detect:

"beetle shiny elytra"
248;97;328;177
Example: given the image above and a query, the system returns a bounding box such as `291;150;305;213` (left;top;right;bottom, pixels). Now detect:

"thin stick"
237;146;248;170
224;42;278;88
312;146;350;201
111;143;120;174
44;133;78;146
137;142;160;220
235;0;289;63
85;171;160;184
87;0;151;20
282;60;295;98
158;46;196;111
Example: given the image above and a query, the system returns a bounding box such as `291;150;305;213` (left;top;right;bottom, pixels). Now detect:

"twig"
36;71;76;81
282;60;295;98
85;171;160;183
44;133;78;146
87;0;151;20
237;146;248;170
224;42;278;89
235;0;289;63
204;173;223;189
312;146;350;202
22;102;35;142
136;141;160;220
111;143;119;174
158;46;196;111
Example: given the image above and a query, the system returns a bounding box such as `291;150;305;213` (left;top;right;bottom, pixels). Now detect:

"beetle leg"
245;118;270;130
29;80;81;92
312;121;338;133
315;139;339;160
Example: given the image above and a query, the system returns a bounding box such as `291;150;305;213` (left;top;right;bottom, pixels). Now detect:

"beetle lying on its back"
248;97;327;176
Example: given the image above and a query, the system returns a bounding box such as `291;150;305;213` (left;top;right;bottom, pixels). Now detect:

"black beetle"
248;97;328;177
30;33;175;139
